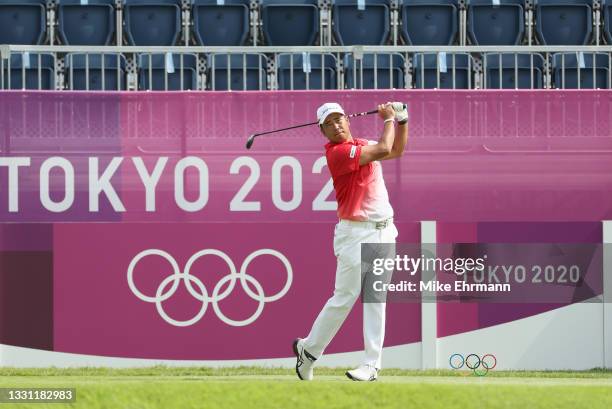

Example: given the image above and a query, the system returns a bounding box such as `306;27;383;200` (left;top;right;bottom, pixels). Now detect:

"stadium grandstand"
0;0;611;90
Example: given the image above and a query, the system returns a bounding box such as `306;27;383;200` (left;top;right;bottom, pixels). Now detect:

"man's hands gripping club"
378;102;408;123
391;102;408;124
359;102;409;165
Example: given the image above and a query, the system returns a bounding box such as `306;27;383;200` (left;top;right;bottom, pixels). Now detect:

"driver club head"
245;134;256;149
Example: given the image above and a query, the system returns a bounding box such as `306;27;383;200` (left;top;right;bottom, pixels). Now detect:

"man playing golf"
293;102;409;381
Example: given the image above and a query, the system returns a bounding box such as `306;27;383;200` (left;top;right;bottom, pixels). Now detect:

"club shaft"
253;109;378;138
252;120;319;137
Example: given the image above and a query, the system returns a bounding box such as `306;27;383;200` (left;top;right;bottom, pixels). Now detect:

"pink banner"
1;90;611;359
1;90;611;223
52;222;421;359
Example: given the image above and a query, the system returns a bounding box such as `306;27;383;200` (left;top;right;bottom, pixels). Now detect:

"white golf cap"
316;102;345;125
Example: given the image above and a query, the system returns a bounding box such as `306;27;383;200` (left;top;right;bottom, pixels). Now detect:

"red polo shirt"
325;138;393;222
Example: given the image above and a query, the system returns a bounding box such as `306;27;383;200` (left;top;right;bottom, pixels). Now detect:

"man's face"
320;113;351;143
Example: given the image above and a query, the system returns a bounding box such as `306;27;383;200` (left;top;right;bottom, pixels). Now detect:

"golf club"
245;104;406;149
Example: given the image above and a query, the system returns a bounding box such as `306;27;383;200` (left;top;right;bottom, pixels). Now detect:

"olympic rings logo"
127;249;292;327
449;353;497;376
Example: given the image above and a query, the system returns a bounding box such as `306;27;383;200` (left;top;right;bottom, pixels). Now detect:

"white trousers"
304;220;398;369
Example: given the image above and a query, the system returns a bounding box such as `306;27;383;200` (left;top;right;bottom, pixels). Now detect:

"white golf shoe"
293;338;317;381
346;364;378;381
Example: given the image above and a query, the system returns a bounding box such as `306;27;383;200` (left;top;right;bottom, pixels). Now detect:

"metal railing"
1;45;612;91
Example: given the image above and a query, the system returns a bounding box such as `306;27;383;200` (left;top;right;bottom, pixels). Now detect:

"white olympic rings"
127;248;293;327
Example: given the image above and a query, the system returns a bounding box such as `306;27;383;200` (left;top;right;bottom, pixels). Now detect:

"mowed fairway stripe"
3;374;612;385
1;375;611;409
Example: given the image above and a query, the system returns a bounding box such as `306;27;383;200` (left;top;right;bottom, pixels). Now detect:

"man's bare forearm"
380;121;408;161
359;104;397;165
392;122;408;154
378;121;396;153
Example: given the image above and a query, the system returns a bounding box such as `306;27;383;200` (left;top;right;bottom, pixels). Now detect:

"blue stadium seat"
333;0;390;45
400;0;458;45
536;0;593;45
414;53;471;88
65;53;126;90
124;0;181;45
192;0;250;46
58;0;115;45
344;53;405;89
277;53;336;89
468;0;525;45
208;54;268;90
552;52;610;88
261;0;319;45
138;53;198;90
0;0;46;44
484;53;545;88
2;53;54;89
604;0;612;43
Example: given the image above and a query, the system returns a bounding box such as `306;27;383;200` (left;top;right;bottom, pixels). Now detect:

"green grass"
1;367;611;409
